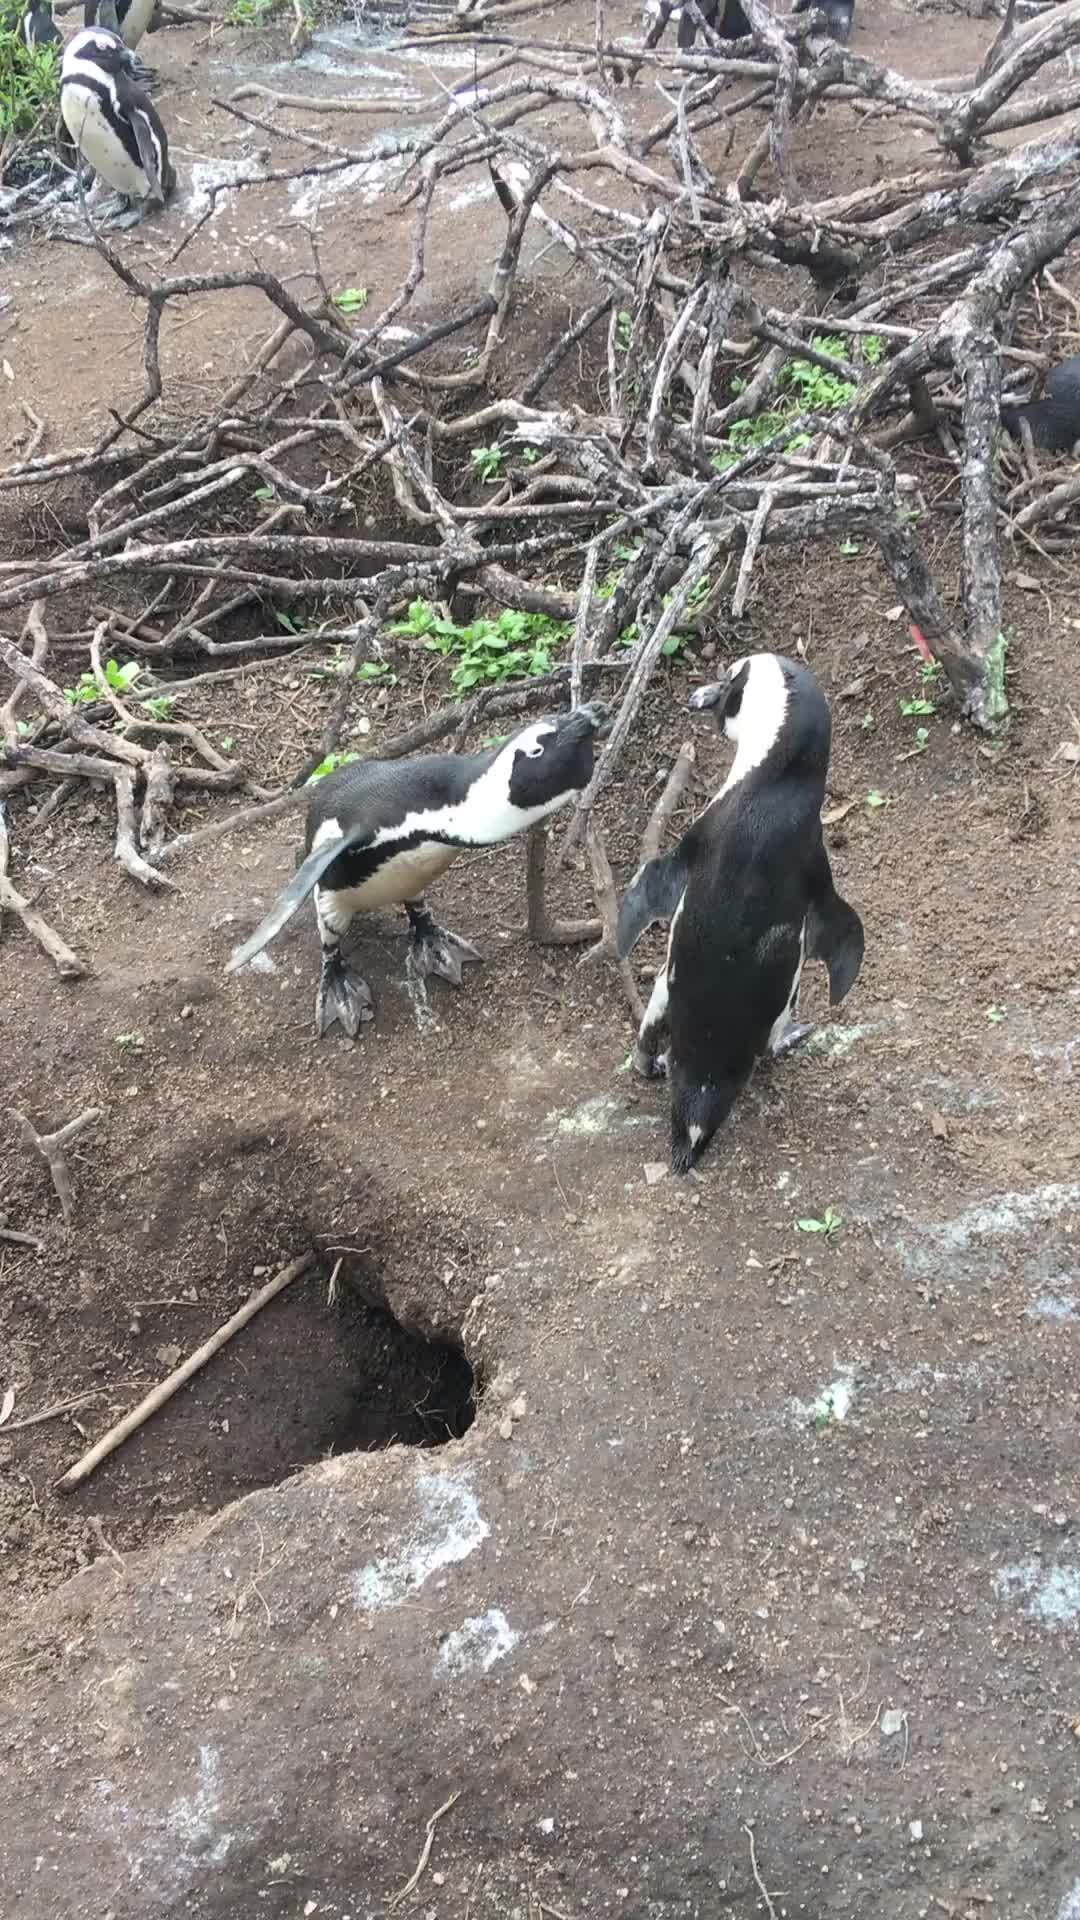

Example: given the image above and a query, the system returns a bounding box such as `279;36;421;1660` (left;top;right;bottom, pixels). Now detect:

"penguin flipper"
615;853;688;959
123;90;166;200
806;853;864;1005
225;833;355;974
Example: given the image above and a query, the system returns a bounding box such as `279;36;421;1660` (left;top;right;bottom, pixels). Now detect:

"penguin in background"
20;0;61;50
60;25;175;228
616;654;864;1174
84;0;159;53
226;703;609;1041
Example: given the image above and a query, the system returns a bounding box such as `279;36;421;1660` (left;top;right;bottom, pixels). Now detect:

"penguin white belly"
62;85;147;197
325;841;460;916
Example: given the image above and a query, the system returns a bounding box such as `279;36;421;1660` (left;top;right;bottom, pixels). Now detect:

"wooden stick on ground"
0;804;86;979
55;1251;316;1493
525;822;601;946
8;1107;102;1222
580;820;644;1021
640;740;695;865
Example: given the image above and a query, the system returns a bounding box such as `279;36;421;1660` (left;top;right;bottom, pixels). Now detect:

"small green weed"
224;0;279;25
780;336;856;412
141;695;174;721
860;710;875;733
838;537;862;556
986;1003;1007;1025
114;1031;145;1052
307;750;362;784
797;1206;843;1239
900;696;935;718
253;485;276;503
391;598;567;694
521;446;543;466
0;13;59;141
274;610;303;634
333;287;369;315
865;789;890;810
860;333;884;366
920;659;943;685
470;444;504;484
911;725;930;754
356;659;396;685
64;658;141;706
221;735;236;752
615;310;633;352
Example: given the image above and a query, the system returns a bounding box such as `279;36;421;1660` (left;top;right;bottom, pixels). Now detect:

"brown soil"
3;3;1080;1916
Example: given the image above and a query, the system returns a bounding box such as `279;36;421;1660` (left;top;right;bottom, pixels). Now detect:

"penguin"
616;655;863;1175
226;701;609;1040
21;0;61;49
84;0;158;53
1001;356;1080;454
793;0;854;43
652;0;852;52
60;26;175;229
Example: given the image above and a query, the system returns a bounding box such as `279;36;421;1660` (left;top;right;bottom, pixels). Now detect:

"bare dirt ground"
3;1;1080;1916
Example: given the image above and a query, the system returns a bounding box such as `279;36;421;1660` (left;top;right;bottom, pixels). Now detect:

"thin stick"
0;804;86;979
386;1791;463;1912
640;741;694;864
0;1226;45;1251
8;1107;102;1223
54;1252;315;1493
3;1391;108;1431
742;1824;778;1920
580;821;644;1021
525;823;600;946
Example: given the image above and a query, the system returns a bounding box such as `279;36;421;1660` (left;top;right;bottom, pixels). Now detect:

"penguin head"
499;700;609;819
690;653;830;772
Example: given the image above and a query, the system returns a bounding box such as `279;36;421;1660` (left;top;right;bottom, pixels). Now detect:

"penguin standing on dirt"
226;702;609;1040
654;0;852;52
60;25;175;227
616;654;863;1175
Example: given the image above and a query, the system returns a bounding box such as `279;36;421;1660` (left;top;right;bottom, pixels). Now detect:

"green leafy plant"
141;695;174;720
64;658;141;705
900;696;935;718
911;725;930;754
333;287;369;314
356;659;396;685
391;598;568;694
865;789;890;810
0;14;59;140
779;336;856;412
838;537;862;556
986;1003;1007;1025
860;710;875;732
224;0;280;25
114;1031;145;1052
797;1206;843;1239
253;485;276;503
470;443;504;484
274;610;302;634
521;446;543;465
860;333;884;366
615;310;633;352
307;750;361;784
919;659;943;685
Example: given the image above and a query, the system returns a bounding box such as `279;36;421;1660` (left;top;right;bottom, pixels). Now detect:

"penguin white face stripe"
714;654;790;801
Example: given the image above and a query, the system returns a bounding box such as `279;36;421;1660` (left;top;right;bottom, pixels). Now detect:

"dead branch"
55;1252;316;1492
641;742;695;865
0;804;86;980
525;823;600;946
8;1107;102;1224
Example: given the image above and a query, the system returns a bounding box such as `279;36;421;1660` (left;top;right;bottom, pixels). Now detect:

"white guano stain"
548;1095;652;1138
995;1559;1080;1626
97;1743;237;1892
352;1468;489;1611
1058;1879;1080;1920
888;1180;1080;1278
789;1367;857;1428
437;1607;520;1675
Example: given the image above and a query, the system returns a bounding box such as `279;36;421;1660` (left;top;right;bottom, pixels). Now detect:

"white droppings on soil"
890;1180;1080;1276
437;1606;520;1675
184;159;272;218
351;1467;489;1611
1028;1293;1078;1321
288;155;404;221
548;1095;651;1137
802;1020;883;1059
1058;1880;1080;1920
789;1367;857;1427
994;1559;1080;1626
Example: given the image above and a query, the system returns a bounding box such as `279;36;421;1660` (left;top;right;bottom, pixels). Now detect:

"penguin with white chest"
226;702;608;1039
61;26;174;228
616;654;864;1174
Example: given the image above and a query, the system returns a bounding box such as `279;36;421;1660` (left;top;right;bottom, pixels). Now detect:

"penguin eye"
522;741;546;760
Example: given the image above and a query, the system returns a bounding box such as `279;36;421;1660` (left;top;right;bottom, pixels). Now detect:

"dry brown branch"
55;1252;316;1492
0;803;86;980
525;823;600;946
8;1107;102;1224
641;742;695;865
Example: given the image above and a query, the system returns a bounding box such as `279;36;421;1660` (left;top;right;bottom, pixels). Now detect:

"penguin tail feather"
224;833;351;975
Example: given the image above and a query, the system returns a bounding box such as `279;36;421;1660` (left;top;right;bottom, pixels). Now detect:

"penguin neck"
448;745;568;846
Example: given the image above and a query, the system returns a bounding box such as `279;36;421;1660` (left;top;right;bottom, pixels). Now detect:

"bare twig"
55;1252;316;1492
7;1107;103;1224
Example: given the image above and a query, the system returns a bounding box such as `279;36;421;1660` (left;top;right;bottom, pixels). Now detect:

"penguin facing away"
84;0;158;53
21;0;61;49
616;655;864;1174
60;27;175;228
1000;355;1080;455
226;702;609;1040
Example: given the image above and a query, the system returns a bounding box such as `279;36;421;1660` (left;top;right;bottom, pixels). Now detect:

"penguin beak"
688;682;725;713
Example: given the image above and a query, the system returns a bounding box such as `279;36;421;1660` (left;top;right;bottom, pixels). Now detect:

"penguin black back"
21;0;60;49
1001;356;1080;454
617;655;863;1173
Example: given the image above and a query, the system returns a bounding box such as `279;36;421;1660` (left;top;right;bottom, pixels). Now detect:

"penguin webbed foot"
316;949;373;1040
408;919;482;989
633;1041;669;1080
768;1021;816;1061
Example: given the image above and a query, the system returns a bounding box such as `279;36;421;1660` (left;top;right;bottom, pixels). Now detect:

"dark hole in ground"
72;1263;477;1551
